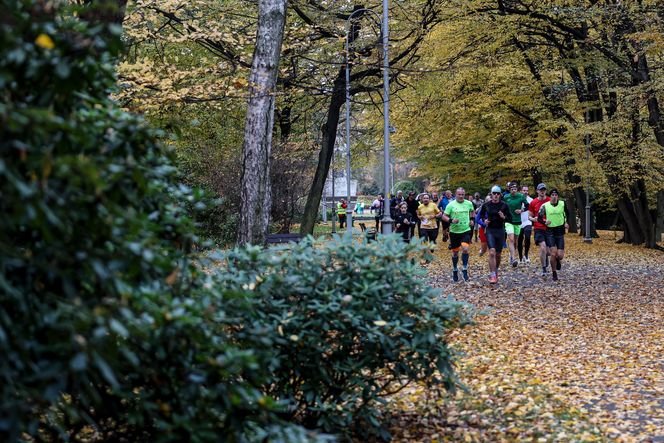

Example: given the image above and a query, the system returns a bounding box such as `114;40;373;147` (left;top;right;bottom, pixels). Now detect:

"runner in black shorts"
528;183;551;278
442;188;475;282
478;185;510;284
534;229;547;248
538;188;568;281
450;230;472;251
545;226;565;250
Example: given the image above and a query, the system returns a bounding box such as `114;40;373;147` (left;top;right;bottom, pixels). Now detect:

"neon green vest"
543;201;565;228
337;202;345;215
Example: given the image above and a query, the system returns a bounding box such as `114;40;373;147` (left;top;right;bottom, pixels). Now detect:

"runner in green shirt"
538;188;569;281
442;188;475;282
503;182;529;267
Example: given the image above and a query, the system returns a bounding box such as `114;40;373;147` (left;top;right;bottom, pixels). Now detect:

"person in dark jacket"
394;202;414;242
405;192;420;239
478;185;510;284
389;190;404;218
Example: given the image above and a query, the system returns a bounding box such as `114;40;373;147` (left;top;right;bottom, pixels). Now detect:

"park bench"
265;233;303;245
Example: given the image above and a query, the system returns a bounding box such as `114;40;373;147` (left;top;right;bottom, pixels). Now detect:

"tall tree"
298;0;444;235
391;0;663;247
237;0;288;245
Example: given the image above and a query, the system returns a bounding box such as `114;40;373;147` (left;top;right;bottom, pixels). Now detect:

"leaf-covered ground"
388;232;664;442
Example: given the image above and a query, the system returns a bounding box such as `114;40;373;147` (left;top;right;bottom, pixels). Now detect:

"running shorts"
420;228;437;243
479;226;487;243
485;228;506;253
449;230;471;250
534;229;547;245
505;222;521;236
545;226;565;250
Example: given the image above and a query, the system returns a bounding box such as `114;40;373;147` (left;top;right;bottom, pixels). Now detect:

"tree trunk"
629;179;655;248
299;68;346;235
565;190;578;233
656;189;664;244
617;195;645;245
236;0;288;245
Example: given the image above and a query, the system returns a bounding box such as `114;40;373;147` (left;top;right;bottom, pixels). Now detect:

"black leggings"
518;225;532;260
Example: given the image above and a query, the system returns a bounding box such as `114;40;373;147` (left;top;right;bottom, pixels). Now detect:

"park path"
388;233;664;442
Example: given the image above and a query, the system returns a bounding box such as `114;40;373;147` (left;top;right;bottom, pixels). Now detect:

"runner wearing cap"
529;183;551;278
538;188;568;281
478;185;510;284
503;181;529;267
442;188;475;282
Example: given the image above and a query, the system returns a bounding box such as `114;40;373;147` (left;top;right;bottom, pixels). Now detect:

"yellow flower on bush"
35;33;55;49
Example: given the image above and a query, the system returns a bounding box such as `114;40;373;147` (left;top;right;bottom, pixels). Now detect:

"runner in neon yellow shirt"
537;188;569;281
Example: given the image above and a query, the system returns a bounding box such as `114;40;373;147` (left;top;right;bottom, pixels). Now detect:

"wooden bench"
265;233;303;245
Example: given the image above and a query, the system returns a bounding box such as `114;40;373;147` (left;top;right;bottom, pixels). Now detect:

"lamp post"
380;0;393;234
345;6;390;235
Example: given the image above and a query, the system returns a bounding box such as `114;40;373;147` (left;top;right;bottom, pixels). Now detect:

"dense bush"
195;195;239;245
211;236;473;440
0;1;316;441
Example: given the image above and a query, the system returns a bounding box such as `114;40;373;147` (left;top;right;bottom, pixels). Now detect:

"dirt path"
389;233;664;442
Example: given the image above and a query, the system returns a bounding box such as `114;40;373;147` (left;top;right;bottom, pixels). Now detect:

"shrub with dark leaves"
212;236;473;440
0;1;319;441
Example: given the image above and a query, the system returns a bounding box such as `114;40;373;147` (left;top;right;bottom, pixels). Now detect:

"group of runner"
388;182;569;283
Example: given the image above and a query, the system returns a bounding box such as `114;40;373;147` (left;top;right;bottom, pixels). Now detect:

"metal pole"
331;149;336;234
345;38;353;235
345;8;381;236
380;0;393;234
584;132;592;243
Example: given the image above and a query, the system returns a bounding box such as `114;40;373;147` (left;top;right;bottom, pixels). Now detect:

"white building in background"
321;172;358;223
323;172;357;199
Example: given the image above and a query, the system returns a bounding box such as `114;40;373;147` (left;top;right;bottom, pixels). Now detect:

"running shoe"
525;256;530;264
511;259;518;268
452;270;459;282
552;271;558;281
479;250;485;257
489;274;497;284
541;269;547;278
556;259;561;270
462;269;469;281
